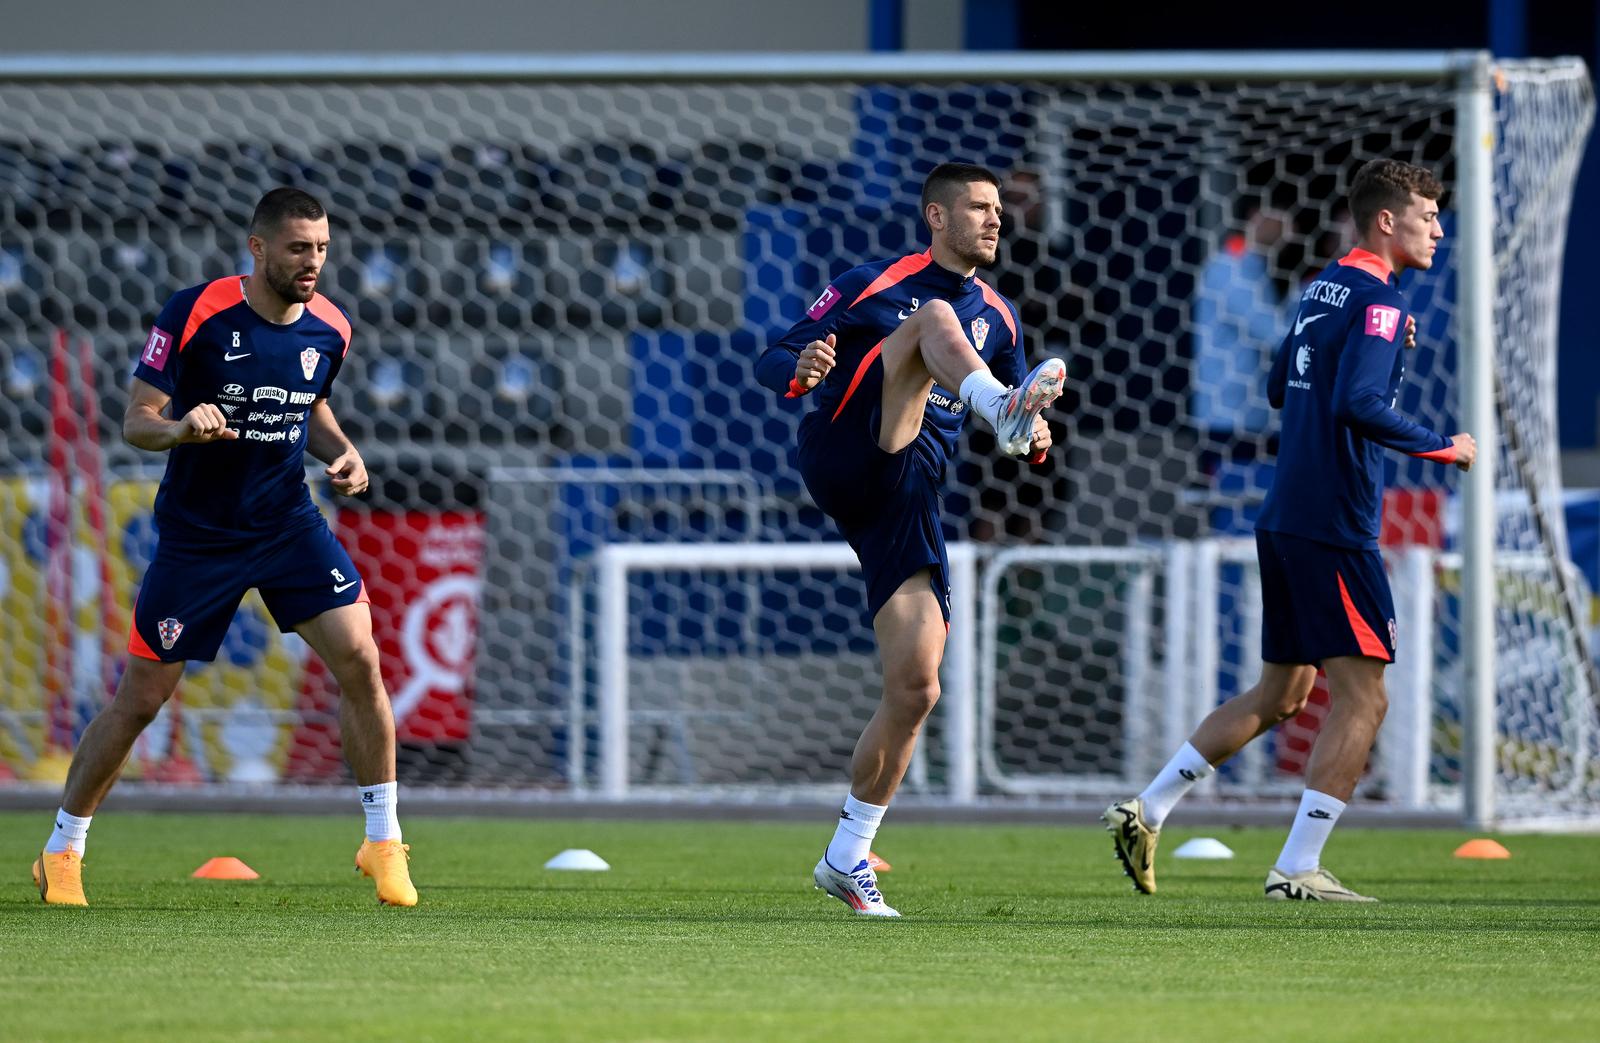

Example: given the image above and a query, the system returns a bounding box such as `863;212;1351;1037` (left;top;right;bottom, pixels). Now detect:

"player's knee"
887;678;940;725
326;641;383;691
1361;683;1389;722
910;298;959;333
1332;675;1388;721
111;661;179;725
1271;689;1311;722
108;684;170;728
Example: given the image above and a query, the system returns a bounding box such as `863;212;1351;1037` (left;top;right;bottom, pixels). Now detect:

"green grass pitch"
2;810;1596;1041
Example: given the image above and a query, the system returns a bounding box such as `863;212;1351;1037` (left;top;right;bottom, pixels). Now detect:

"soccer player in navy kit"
757;163;1065;915
1105;160;1477;902
33;189;418;908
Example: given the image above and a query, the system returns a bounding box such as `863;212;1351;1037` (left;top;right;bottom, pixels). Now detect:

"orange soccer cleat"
354;839;418;907
33;849;89;907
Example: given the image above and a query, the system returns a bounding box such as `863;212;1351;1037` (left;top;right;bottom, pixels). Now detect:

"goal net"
0;54;1591;824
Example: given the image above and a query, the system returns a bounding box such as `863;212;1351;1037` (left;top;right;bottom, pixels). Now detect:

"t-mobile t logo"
806;284;839;320
142;326;174;371
1365;304;1401;342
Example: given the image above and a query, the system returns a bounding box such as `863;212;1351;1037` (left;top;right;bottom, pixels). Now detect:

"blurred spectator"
0;245;23;292
1190;201;1290;445
991;167;1086;354
1310;201;1358;278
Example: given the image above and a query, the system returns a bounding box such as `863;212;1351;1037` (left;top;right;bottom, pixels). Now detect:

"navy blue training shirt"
755;250;1025;474
134;276;352;543
1256;248;1456;549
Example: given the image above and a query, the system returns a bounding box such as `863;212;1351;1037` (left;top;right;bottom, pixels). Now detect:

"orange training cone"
192;857;260;880
867;851;892;872
1453;838;1511;860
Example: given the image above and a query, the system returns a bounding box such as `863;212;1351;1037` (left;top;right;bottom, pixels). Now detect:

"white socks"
358;781;402;843
45;807;92;855
959;369;1010;429
1138;742;1216;829
1276;789;1347;875
825;793;887;871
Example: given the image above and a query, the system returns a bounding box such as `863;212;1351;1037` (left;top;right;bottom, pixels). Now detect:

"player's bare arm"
306;399;369;496
123;377;239;451
794;333;837;391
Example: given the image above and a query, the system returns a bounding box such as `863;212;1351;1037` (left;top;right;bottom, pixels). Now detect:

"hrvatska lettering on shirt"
1301;279;1352;309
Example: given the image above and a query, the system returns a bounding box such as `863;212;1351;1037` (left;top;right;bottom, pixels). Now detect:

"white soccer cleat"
993;357;1066;456
1264;865;1378;903
813;856;900;917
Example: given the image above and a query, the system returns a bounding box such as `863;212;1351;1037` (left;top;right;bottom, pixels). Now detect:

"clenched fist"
794;333;837;392
177;404;238;444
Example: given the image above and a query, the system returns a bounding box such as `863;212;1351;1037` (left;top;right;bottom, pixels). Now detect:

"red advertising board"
284;511;484;778
343;510;485;743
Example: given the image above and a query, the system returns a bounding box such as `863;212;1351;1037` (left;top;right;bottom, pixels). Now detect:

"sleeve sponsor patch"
1364;304;1401;342
141;326;174;371
806;284;840;320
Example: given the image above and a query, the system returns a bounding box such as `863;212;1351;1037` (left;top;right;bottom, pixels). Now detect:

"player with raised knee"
1104;159;1476;902
33;188;417;908
756;162;1065;916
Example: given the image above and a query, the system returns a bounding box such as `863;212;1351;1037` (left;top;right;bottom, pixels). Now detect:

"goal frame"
0;49;1578;826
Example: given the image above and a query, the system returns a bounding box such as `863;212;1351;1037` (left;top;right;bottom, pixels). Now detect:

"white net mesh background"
1468;60;1598;821
0;63;1590;816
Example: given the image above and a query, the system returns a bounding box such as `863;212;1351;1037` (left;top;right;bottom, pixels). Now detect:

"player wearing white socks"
1105;159;1473;903
756;163;1064;917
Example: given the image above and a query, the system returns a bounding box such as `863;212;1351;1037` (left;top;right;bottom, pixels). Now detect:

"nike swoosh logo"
224;351;251;361
333;580;358;593
1294;312;1328;335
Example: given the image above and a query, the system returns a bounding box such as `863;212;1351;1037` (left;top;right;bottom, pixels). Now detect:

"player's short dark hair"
921;163;1001;221
250;187;327;237
1348;160;1442;234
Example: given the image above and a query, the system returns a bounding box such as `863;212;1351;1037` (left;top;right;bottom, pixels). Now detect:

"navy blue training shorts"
1255;528;1395;665
128;521;367;662
796;371;951;626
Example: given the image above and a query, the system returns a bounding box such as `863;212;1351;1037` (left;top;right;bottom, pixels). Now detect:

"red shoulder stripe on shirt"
178;277;244;352
974;278;1017;345
306;293;352;357
848;251;933;309
1337;247;1393;282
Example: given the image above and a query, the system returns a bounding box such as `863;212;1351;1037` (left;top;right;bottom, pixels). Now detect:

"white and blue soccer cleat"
993;357;1066;456
813;856;900;917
